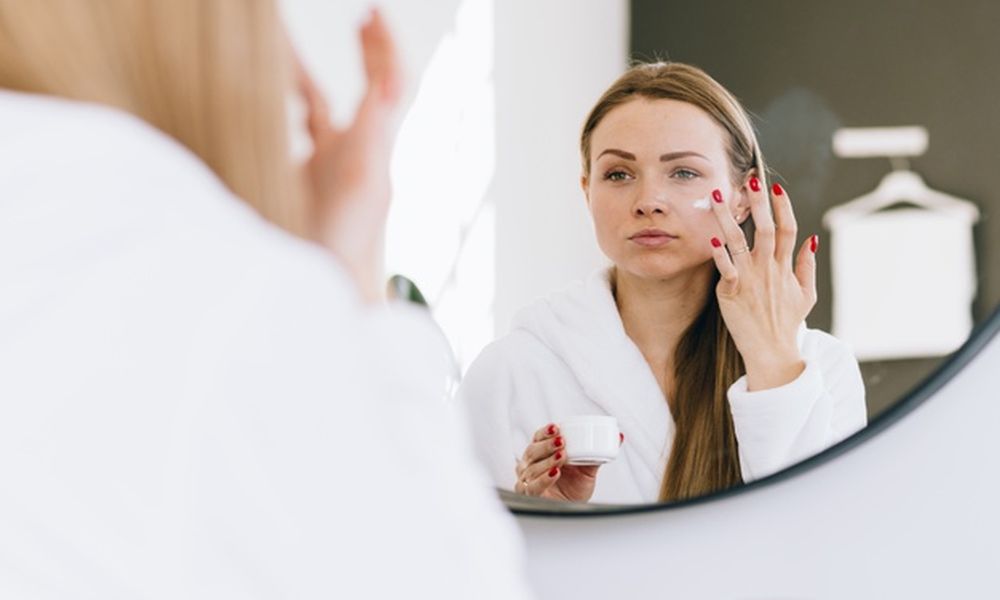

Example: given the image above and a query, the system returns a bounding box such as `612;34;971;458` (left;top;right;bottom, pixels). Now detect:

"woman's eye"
603;170;632;182
671;168;699;180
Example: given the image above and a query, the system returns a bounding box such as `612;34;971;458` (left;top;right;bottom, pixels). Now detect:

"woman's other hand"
515;424;601;503
295;9;402;303
709;179;818;391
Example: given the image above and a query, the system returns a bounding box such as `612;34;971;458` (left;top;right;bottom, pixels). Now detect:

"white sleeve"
727;331;868;482
186;260;534;599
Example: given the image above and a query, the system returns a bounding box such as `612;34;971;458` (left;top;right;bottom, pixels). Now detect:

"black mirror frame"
505;303;1000;517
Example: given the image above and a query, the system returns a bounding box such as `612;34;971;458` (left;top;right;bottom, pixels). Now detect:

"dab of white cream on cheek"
690;196;712;211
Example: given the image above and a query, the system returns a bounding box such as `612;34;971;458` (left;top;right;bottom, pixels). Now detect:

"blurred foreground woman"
0;2;531;597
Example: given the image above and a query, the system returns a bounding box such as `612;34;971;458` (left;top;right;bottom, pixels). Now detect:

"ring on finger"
730;244;750;256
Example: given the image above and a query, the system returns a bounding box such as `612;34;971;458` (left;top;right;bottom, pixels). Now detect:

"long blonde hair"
581;62;765;502
0;0;305;234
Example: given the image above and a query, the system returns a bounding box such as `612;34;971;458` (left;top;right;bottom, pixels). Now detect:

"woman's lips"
629;229;678;248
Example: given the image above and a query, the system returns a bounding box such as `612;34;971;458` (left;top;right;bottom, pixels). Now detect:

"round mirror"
437;1;999;514
302;0;1000;514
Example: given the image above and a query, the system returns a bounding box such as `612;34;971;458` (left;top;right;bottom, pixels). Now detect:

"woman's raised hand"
295;9;402;303
708;178;819;391
515;423;600;502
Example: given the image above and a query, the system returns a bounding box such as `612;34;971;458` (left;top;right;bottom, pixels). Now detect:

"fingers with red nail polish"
515;423;567;498
513;421;600;501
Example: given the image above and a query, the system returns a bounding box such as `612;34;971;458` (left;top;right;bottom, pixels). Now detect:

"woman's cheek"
673;201;712;234
591;205;625;258
595;220;621;258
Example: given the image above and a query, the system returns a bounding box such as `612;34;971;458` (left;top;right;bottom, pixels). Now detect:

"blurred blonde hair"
0;0;306;234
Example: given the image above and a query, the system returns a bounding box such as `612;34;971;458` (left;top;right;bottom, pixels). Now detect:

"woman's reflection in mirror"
459;62;867;505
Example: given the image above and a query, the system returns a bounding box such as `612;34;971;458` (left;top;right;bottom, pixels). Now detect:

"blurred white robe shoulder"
0;90;532;600
459;268;867;504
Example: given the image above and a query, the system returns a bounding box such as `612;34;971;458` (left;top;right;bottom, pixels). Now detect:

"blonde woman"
460;62;867;505
0;2;530;597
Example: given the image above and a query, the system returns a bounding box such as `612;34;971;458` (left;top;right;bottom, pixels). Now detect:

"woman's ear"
580;174;590;206
734;170;757;225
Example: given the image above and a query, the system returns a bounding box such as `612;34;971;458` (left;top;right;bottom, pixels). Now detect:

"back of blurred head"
0;0;306;235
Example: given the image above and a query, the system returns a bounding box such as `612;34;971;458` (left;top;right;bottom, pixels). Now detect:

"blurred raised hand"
295;8;402;303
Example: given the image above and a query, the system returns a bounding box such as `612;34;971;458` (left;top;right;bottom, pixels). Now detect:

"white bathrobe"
0;90;532;599
460;268;868;504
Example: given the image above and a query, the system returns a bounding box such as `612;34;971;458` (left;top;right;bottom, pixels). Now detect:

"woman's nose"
633;185;670;217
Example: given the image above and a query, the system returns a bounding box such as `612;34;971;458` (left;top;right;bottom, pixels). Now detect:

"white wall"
517;326;1000;599
490;1;624;337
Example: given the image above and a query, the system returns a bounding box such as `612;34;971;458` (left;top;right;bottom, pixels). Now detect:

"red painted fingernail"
810;234;819;253
546;424;556;436
712;189;723;203
771;182;784;196
554;436;563;448
749;177;760;192
711;237;722;248
619;432;625;443
548;467;559;478
555;451;563;460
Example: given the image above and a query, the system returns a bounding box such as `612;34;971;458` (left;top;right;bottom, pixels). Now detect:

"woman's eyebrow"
596;148;635;160
660;151;708;161
595;149;709;162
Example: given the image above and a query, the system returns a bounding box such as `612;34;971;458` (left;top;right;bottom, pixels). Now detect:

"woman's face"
583;97;750;281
